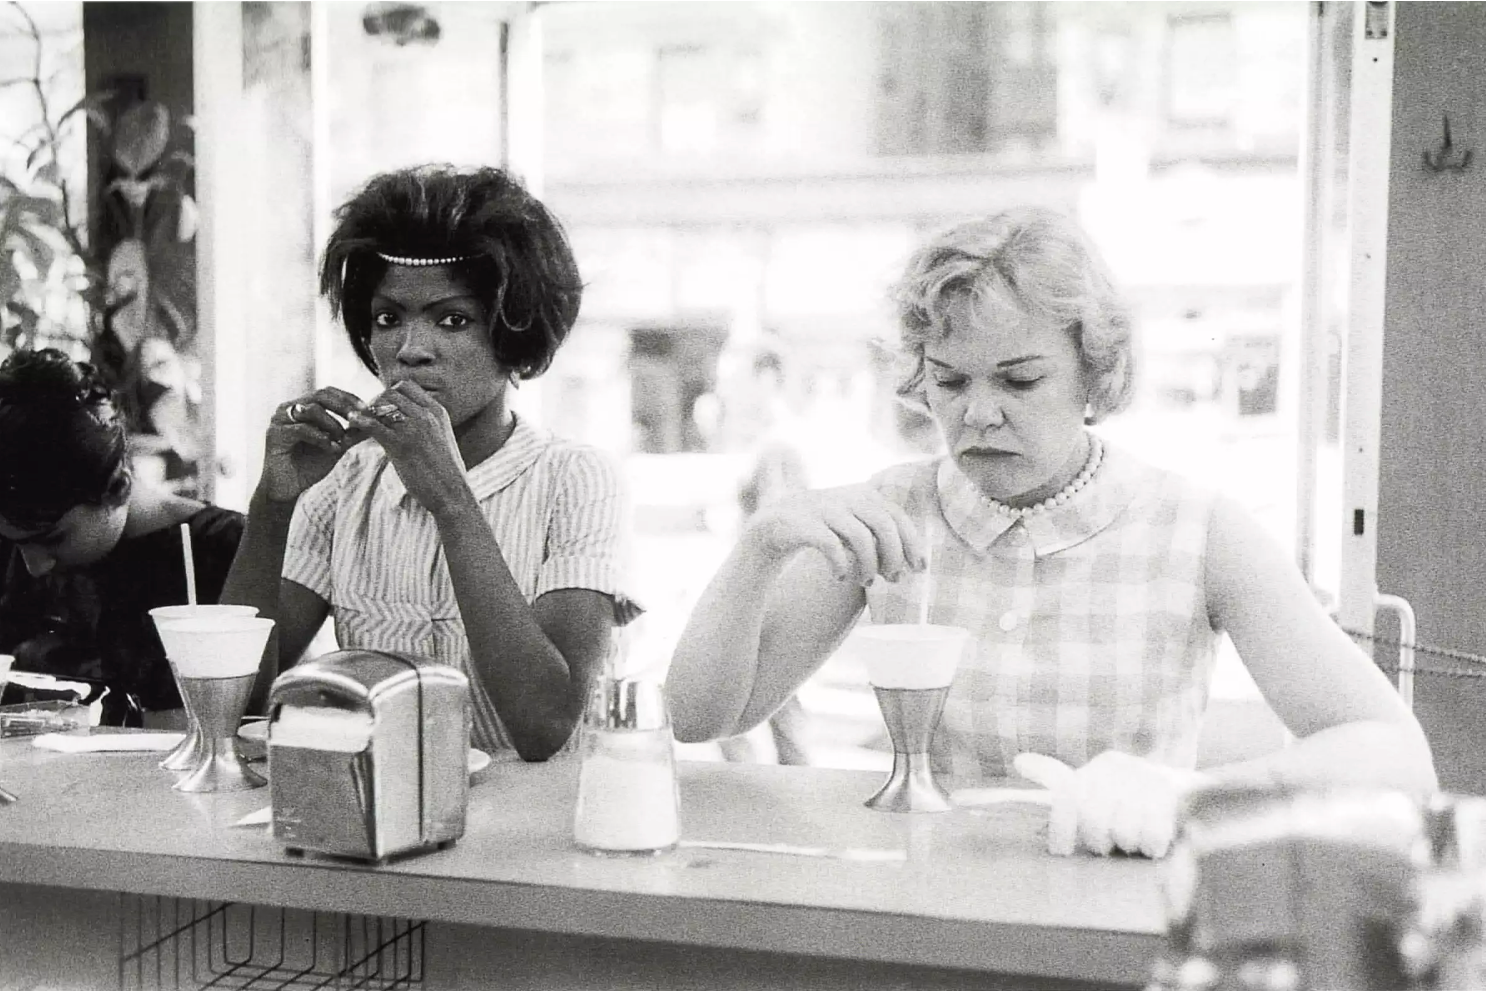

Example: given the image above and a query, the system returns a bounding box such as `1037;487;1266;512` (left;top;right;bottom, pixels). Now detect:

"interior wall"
235;1;317;505
188;2;318;512
1378;1;1486;793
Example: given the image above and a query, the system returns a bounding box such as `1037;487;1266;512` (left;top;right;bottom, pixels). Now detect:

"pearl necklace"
978;435;1104;520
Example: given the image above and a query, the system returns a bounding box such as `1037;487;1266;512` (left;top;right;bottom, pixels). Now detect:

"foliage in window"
0;3;196;426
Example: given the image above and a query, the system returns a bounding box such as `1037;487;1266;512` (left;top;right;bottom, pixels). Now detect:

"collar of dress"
935;434;1148;557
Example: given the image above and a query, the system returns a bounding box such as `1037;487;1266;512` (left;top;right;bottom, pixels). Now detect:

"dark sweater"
0;506;244;723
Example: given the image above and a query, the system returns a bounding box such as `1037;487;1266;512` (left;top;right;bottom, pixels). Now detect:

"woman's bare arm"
222;491;331;710
433;498;613;760
1205;495;1437;795
668;484;924;742
669;542;866;742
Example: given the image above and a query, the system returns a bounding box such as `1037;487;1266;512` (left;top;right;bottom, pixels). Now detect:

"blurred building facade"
3;0;1323;766
537;1;1311;483
5;0;1316;528
529;2;1319;756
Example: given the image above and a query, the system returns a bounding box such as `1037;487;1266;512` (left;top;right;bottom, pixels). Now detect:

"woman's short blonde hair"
891;206;1135;423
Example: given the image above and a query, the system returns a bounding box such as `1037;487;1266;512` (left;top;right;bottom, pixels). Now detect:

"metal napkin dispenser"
268;649;470;863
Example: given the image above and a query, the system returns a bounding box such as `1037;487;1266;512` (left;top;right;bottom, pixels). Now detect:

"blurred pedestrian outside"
718;347;812;765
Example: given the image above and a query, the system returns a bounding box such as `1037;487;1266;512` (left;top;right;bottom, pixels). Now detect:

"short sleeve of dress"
535;446;643;624
282;474;338;602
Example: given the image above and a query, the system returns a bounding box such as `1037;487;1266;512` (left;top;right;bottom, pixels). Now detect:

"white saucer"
239;721;491;775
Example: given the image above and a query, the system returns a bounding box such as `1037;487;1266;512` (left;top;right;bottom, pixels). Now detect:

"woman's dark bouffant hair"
319;165;584;381
0;349;129;531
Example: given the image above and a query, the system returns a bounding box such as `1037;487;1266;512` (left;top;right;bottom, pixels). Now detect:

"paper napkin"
33;732;185;753
234;805;273;827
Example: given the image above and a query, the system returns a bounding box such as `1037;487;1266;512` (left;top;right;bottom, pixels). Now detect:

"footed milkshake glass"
152;615;275;792
149;605;260;771
849;624;970;813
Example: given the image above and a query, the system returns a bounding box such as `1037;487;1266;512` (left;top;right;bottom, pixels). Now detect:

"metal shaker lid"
586;676;670;731
1179;781;1425;857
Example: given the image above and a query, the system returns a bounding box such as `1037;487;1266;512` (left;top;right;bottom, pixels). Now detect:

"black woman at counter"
668;207;1437;859
0;349;244;726
223;165;639;762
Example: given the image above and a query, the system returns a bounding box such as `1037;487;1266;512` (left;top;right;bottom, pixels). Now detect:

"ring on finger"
368;403;407;424
286;401;308;423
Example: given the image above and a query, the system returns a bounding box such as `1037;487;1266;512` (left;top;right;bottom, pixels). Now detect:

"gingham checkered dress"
866;436;1221;782
283;415;640;756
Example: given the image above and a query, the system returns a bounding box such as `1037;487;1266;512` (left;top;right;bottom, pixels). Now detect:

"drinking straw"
180;522;197;606
918;514;934;626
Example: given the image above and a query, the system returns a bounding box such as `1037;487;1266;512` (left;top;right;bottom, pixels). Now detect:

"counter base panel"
0;883;1134;991
1;883;118;990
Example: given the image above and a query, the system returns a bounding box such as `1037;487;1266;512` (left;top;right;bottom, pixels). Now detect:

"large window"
875;1;1057;157
656;44;765;156
534;1;1315;769
11;0;1334;772
1165;12;1239;127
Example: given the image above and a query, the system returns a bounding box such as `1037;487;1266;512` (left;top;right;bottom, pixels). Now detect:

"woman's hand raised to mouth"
261;387;371;502
348;380;471;518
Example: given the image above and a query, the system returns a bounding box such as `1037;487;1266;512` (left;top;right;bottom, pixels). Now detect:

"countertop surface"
0;737;1167;984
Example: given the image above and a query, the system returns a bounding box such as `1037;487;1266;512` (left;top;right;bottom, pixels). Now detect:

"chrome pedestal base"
173;736;266;792
173;673;264;793
160;675;206;771
864;686;953;813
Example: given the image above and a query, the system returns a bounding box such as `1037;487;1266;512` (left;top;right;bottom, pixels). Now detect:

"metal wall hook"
1423;113;1473;173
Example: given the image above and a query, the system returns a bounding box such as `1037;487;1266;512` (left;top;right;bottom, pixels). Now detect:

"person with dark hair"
0;348;244;726
223;165;639;762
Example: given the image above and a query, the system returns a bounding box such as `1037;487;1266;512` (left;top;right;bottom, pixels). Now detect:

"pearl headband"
376;252;476;267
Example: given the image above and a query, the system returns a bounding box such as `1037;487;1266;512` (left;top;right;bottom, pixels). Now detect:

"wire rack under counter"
117;894;426;990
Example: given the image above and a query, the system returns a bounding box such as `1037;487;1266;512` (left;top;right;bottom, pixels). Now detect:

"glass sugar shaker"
1399;795;1486;989
572;673;681;857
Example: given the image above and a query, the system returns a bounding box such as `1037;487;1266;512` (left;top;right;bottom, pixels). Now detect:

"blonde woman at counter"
224;165;639;762
667;207;1436;858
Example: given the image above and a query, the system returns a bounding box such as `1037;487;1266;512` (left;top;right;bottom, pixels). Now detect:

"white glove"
1012;751;1211;859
